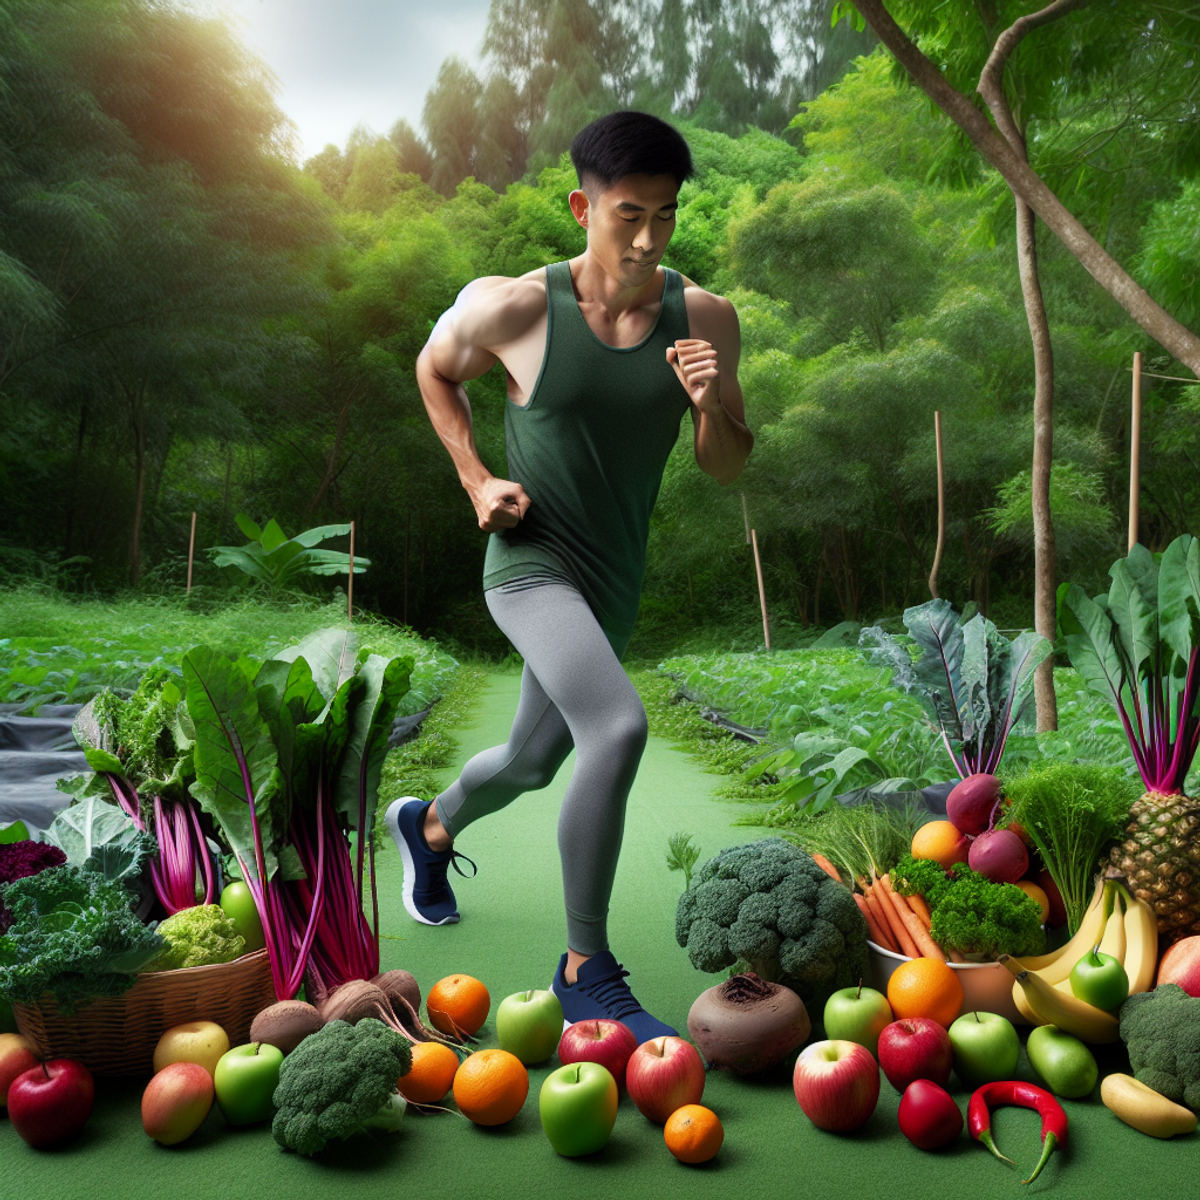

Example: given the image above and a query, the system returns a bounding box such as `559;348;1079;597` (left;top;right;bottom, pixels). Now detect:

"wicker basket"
13;949;275;1076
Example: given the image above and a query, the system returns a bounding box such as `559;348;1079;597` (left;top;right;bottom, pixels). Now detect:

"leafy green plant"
783;800;924;885
1057;535;1200;796
209;515;369;596
860;599;1052;779
665;832;701;891
1003;761;1139;934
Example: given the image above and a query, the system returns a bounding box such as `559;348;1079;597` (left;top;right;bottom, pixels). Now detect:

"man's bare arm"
671;291;753;485
416;278;534;531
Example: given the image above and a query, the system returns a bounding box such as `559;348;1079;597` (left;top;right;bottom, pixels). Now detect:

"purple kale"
0;841;68;932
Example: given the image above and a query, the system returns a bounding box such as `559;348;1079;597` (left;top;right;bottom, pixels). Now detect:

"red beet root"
946;774;1003;836
968;828;1029;884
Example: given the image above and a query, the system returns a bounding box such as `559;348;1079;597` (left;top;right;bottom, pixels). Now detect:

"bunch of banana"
998;875;1158;1044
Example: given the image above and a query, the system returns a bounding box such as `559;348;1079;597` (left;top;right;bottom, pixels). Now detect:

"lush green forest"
2;0;1198;660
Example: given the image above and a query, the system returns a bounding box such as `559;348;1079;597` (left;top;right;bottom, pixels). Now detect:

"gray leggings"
434;578;647;956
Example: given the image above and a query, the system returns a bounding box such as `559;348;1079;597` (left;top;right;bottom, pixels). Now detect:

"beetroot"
968;828;1029;884
946;774;1003;836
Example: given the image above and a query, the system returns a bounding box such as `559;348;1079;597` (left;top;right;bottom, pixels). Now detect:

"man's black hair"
570;110;694;195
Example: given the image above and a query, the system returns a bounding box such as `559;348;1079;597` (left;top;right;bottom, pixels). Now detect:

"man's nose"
632;222;657;251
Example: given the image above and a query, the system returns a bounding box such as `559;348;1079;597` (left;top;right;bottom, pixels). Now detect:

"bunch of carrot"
808;852;963;964
853;873;964;964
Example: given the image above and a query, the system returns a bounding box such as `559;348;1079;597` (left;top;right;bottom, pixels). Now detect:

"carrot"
854;892;891;949
871;878;920;958
811;853;842;884
864;891;899;953
948;947;966;963
907;893;933;929
881;874;946;962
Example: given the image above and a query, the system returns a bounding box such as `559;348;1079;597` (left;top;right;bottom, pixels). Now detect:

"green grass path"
4;674;1196;1200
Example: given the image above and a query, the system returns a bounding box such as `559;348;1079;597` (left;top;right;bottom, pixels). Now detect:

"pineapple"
1110;791;1200;943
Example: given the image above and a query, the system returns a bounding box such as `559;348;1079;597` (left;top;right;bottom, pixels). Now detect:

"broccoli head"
141;904;245;971
1119;984;1200;1109
676;837;868;1011
272;1017;412;1155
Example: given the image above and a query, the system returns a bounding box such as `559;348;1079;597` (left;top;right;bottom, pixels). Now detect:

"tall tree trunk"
308;387;361;517
1017;195;1058;730
972;8;1060;730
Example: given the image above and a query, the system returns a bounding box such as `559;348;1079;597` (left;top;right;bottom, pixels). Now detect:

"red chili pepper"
968;1081;1068;1185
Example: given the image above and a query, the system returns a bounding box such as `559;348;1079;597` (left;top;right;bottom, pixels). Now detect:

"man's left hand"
667;339;721;411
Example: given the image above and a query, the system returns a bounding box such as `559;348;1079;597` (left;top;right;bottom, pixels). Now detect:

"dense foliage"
2;0;1198;659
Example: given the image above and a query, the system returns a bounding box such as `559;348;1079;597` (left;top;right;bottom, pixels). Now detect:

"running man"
386;111;753;1040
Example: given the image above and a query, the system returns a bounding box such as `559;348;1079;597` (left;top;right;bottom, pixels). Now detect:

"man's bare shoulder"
452;269;548;350
677;273;739;341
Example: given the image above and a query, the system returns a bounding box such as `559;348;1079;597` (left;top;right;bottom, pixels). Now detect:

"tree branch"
978;0;1091;146
851;0;1200;374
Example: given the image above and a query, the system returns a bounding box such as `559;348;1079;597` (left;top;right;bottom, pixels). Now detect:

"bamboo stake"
741;492;751;544
751;528;770;651
928;410;945;599
186;511;196;595
1129;351;1142;553
347;519;355;621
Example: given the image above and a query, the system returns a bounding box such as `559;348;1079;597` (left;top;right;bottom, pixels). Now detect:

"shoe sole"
385;798;460;926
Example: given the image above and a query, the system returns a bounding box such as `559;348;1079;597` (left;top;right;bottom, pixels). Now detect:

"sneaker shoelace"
575;962;644;1021
416;847;477;903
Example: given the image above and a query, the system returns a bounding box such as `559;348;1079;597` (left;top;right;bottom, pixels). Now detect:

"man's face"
569;173;680;286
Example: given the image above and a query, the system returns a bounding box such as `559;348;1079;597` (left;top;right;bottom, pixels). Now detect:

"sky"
203;0;493;162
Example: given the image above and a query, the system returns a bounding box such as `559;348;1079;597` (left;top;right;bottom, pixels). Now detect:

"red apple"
7;1059;95;1149
898;1079;963;1150
142;1061;215;1145
557;1019;638;1088
1158;936;1200;997
0;1033;39;1106
792;1039;880;1133
877;1018;953;1092
625;1036;705;1124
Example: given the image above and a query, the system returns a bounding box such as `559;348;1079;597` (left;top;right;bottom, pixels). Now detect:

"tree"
841;1;1200;372
841;0;1200;730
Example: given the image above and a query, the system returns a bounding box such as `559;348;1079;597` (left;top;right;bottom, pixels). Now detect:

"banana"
1115;880;1159;995
1014;876;1109;981
999;955;1120;1043
1097;887;1127;963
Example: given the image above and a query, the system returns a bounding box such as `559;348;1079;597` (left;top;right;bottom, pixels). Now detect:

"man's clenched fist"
471;476;530;532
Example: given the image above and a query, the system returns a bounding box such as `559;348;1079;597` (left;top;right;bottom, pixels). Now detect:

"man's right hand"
470;476;530;531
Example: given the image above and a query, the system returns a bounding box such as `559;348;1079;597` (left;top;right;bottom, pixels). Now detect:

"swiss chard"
860;600;1051;779
1058;535;1200;794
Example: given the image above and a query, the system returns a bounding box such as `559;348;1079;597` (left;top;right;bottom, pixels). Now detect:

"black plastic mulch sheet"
0;703;86;838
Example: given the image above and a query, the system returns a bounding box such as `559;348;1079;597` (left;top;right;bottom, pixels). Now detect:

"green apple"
219;881;266;953
823;983;893;1058
539;1061;618;1156
496;989;563;1065
948;1011;1019;1087
213;1042;284;1125
1025;1024;1098;1099
1069;947;1128;1011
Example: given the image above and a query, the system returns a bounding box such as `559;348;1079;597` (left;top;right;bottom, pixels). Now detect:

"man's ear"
567;189;590;229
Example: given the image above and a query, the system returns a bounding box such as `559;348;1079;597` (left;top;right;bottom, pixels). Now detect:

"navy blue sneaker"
385;798;476;926
551;950;677;1044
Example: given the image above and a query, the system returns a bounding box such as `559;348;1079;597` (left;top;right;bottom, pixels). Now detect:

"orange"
427;974;491;1038
887;956;964;1029
911;820;971;871
1015;880;1051;924
396;1041;461;1105
664;1104;724;1164
452;1048;529;1126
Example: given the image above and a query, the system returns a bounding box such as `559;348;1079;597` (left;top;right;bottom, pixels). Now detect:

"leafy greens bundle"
860;599;1051;779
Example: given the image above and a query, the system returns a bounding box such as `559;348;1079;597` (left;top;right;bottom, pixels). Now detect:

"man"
386;110;752;1040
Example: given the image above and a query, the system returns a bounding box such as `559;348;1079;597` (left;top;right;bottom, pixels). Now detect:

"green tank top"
482;259;692;639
